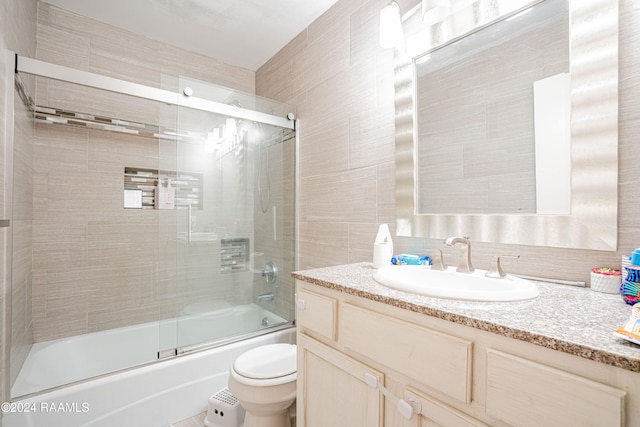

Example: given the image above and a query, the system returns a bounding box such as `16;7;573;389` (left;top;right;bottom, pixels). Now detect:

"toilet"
228;343;297;427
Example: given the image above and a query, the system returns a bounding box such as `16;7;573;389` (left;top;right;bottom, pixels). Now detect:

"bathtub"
5;304;294;427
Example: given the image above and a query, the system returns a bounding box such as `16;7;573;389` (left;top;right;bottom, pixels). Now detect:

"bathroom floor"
173;409;297;427
172;412;206;427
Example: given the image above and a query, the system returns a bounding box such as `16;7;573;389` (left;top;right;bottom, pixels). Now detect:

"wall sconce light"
422;0;451;25
379;2;404;49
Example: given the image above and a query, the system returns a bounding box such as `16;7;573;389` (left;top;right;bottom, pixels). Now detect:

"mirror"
395;0;619;250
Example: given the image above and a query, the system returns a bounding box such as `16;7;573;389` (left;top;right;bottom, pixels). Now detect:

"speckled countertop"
292;262;640;373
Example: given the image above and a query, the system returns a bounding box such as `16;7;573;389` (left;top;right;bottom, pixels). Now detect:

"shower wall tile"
349;0;386;66
32;227;87;273
35;25;90;72
87;130;160;173
36;1;88;40
376;162;396;225
348;223;380;264
254;33;305;103
33;123;87;167
297;222;349;270
298;118;350;177
158;44;255;94
0;55;7;405
10;218;33;386
29;1;257;343
90;50;161;89
257;0;396;270
291;23;349;93
3;0;38;401
348;107;395;170
300;166;378;223
303;72;352;126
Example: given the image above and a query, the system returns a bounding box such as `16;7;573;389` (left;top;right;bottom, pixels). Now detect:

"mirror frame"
395;0;619;251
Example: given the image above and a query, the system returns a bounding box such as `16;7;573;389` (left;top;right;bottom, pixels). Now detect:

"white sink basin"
373;265;539;302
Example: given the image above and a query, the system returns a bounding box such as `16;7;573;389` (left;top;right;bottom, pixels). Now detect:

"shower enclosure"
10;55;297;397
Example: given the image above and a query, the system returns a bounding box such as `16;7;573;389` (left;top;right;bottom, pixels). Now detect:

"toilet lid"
233;343;296;379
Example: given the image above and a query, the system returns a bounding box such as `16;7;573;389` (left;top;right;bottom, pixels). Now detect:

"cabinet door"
297;334;383;427
403;388;489;427
486;349;625;427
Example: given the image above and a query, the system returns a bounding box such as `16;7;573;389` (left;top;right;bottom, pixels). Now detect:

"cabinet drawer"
340;303;472;403
486;349;625;427
296;290;337;340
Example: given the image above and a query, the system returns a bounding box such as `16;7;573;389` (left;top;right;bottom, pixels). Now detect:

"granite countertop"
292;262;640;373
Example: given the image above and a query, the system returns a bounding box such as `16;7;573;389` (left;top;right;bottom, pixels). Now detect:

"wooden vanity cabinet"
296;289;383;427
296;281;636;427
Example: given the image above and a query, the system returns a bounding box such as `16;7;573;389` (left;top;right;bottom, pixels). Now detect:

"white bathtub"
5;305;294;427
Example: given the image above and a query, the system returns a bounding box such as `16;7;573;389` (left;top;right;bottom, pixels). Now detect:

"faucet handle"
485;255;519;279
423;248;447;271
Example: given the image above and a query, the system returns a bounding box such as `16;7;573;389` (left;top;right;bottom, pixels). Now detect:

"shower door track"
13;54;296;131
160;322;296;359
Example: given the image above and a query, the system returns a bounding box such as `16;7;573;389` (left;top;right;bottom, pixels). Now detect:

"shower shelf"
220;238;249;273
124;167;202;209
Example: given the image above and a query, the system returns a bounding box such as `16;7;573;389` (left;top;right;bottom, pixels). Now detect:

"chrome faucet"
257;292;275;303
443;236;474;273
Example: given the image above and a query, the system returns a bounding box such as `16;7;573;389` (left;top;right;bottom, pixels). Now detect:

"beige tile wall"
0;49;9;423
30;2;258;343
1;0;38;412
257;0;640;284
257;0;397;271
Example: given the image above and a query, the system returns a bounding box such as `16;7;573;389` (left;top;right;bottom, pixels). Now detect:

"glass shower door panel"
171;76;296;351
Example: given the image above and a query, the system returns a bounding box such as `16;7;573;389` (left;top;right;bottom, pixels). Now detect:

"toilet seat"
233;343;296;380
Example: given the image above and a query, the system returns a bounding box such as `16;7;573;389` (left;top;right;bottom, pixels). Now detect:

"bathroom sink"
373;265;539;302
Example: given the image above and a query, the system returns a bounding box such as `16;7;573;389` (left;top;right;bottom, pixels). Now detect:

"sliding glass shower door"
11;56;296;397
159;77;296;355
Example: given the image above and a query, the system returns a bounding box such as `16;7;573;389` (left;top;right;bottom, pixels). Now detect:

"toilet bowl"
228;343;297;427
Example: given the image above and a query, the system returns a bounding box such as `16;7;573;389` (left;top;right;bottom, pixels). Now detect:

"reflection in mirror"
415;0;570;214
395;0;619;250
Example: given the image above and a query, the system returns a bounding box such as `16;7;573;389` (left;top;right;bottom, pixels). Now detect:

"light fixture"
422;0;451;25
379;2;404;49
224;118;237;140
205;127;221;153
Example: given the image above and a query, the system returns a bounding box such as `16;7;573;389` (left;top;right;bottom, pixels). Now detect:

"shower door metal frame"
14;54;296;130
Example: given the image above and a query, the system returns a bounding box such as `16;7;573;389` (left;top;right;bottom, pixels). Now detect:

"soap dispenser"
373;224;393;269
155;177;175;210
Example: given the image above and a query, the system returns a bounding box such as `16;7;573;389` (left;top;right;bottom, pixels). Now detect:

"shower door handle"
187;204;192;244
0;220;9;228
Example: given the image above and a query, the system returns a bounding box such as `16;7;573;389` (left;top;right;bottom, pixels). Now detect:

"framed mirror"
395;0;619;251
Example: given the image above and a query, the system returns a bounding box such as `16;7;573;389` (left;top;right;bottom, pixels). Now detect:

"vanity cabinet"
296;289;383;426
296;280;636;427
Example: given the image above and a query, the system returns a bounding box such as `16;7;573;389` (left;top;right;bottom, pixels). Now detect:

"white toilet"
228;343;297;427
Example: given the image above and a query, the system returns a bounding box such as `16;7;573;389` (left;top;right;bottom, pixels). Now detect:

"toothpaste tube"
391;254;431;266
